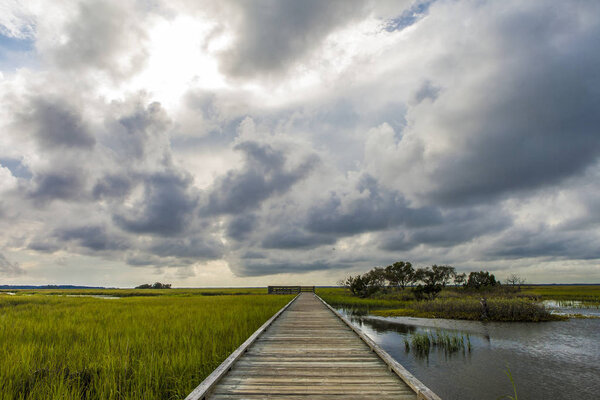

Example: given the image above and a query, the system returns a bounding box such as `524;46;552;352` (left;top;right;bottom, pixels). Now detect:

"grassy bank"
0;287;267;298
0;291;292;400
522;285;600;304
316;287;565;321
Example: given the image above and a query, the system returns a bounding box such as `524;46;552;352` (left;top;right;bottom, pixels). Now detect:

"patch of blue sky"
0;157;33;180
0;32;36;71
383;0;436;32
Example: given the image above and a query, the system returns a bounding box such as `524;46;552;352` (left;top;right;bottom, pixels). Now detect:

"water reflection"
338;308;600;400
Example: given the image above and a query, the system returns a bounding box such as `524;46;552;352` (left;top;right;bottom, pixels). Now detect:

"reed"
405;331;471;357
0;292;292;400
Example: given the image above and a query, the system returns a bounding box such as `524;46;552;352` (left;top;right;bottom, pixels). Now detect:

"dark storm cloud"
0;253;24;276
54;225;129;252
28;170;87;203
21;97;95;149
226;213;258;241
402;1;600;205
114;170;198;235
205;141;318;214
148;236;224;260
235;259;349;277
92;175;132;199
380;207;512;251
261;228;336;250
489;228;600;261
306;175;441;235
219;0;368;78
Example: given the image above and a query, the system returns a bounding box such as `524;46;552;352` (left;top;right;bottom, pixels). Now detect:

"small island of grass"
318;262;599;322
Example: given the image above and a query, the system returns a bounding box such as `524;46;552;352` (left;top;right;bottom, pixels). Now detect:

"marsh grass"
0;288;267;298
497;365;519;400
0;292;292;400
411;297;556;321
404;331;471;357
523;285;600;304
318;288;563;321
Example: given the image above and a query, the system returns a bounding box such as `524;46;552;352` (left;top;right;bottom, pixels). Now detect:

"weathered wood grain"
186;292;441;400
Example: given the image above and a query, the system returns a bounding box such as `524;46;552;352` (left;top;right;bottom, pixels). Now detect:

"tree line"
341;261;522;299
135;282;172;289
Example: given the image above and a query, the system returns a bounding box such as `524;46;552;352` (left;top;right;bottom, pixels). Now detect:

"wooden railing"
268;286;315;294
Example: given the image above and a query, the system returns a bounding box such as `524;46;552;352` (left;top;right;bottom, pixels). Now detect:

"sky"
1;0;599;287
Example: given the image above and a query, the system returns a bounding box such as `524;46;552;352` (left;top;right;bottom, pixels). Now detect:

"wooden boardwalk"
186;293;440;400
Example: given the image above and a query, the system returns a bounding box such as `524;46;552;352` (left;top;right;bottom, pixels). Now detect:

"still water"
339;306;600;400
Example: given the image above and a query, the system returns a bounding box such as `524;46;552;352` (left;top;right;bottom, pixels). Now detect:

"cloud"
366;0;600;206
0;253;25;276
92;175;132;200
148;236;224;260
306;175;441;235
44;1;148;80
54;225;129;252
204;140;318;214
261;228;335;250
114;170;198;236
218;0;369;79
226;213;258;241
28;170;87;203
19;96;95;149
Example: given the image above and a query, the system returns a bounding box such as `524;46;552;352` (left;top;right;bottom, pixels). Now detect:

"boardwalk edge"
184;294;300;400
315;293;443;400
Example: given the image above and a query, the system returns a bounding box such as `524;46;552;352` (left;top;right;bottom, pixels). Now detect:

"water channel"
339;305;600;400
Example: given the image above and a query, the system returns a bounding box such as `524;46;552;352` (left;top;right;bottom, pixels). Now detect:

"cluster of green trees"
341;261;503;299
135;282;172;289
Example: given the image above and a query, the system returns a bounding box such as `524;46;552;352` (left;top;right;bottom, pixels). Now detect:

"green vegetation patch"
523;285;600;304
0;292;292;400
404;331;471;357
317;288;564;322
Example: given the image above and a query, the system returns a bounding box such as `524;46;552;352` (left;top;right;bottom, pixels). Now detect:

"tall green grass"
523;285;600;304
0;293;292;399
0;287;267;298
404;331;471;357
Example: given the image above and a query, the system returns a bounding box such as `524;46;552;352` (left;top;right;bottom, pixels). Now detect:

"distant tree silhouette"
135;282;171;289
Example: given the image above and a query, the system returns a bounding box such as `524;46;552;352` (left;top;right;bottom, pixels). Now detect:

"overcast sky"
1;0;599;287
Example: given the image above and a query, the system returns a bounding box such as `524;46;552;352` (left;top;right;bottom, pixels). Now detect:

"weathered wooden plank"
219;376;402;384
209;395;416;400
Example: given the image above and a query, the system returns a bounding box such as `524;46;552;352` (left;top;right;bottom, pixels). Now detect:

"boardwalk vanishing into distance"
186;292;440;400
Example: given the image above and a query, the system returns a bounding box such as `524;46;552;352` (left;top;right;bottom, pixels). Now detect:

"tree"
505;274;526;289
413;267;444;299
136;282;171;289
342;266;390;298
454;273;467;287
384;261;415;289
431;265;456;288
466;271;498;289
364;267;387;289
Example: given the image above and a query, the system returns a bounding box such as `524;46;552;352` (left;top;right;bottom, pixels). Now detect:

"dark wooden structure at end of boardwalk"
186;292;441;400
268;285;315;294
